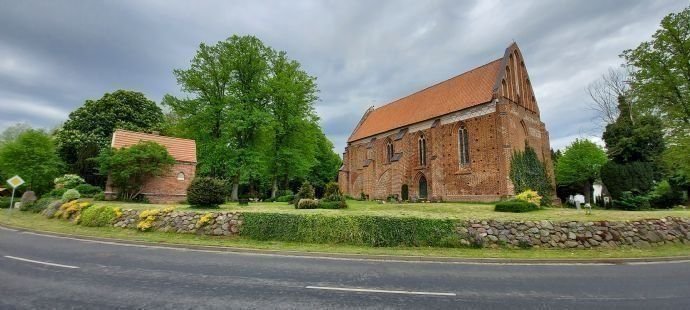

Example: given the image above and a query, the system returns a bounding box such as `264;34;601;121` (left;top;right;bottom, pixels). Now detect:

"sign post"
7;175;25;210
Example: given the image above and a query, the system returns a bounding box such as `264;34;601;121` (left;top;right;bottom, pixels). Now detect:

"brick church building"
338;43;555;202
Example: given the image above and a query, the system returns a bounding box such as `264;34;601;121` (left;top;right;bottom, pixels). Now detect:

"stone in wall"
113;209;243;236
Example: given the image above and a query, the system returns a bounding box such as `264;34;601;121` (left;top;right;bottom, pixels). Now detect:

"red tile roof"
111;130;197;163
348;58;502;142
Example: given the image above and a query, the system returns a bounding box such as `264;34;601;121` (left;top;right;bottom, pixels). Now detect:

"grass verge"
2;210;690;260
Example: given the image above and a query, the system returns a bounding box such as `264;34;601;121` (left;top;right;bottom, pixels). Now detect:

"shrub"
318;200;348;209
296;199;319;209
48;188;67;198
510;146;553;206
275;194;294;203
55;200;92;220
54;174;85;189
79;205;120;227
187;177;226;208
600;161;659;199
240;213;459;247
62;189;81;202
649;180;684;209
93;192;106;201
74;184;103;198
495;200;539;213
323;182;340;198
614;191;650;210
21;197;54;213
20;191;37;209
515;189;542;206
294;181;315;204
0;197;11;209
275;189;294;197
42;200;63;218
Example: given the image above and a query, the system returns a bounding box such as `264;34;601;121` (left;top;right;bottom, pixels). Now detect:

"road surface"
1;226;689;309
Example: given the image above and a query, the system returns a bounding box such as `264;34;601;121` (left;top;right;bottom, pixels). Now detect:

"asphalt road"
1;227;689;309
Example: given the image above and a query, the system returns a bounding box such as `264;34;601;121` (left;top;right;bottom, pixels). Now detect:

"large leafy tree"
55;90;164;185
168;35;333;200
0;123;32;145
602;98;665;163
306;131;342;195
267;51;320;198
0;129;63;195
96;141;175;200
555;139;608;203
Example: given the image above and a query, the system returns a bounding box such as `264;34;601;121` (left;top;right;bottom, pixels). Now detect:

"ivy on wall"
510;146;553;205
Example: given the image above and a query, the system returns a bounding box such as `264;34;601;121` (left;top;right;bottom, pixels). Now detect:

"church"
338;43;555;202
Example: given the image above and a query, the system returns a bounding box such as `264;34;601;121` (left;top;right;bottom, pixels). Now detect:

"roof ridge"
113;129;195;143
370;57;503;112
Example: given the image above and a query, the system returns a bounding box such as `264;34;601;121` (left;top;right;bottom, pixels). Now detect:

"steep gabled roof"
111;129;197;163
347;58;502;142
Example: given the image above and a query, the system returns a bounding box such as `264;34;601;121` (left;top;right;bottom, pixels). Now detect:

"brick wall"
106;161;196;204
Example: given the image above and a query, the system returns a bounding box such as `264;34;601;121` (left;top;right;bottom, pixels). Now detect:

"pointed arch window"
458;127;470;166
418;135;427;166
177;172;186;181
386;139;394;163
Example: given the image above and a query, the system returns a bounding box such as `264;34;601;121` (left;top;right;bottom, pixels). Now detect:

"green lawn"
2;210;690;260
93;200;690;222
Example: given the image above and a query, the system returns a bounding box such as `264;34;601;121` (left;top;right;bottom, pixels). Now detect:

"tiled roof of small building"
348;58;502;142
111;129;197;163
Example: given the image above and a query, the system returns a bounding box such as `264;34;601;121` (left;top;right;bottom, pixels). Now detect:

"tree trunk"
583;179;592;204
231;175;239;201
271;177;278;199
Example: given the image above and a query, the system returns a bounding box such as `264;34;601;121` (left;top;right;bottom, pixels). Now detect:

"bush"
187;177;226;208
275;194;294;203
275;189;294;197
42;200;63;218
48;188;68;198
495;200;539;213
649;180;684;209
614;191;650;210
21;197;54;213
74;184;103;198
296;198;319;209
54;174;86;189
54;200;92;220
318;200;348;209
93;192;106;201
294;181;315;205
62;189;81;202
323;182;339;198
515;189;542;206
79;205;120;227
0;197;11;209
20;191;37;209
510;146;553;206
240;213;460;247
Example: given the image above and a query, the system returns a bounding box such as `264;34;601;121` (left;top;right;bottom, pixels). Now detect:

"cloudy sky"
0;0;686;153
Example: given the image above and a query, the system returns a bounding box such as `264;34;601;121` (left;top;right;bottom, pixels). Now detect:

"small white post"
10;187;16;210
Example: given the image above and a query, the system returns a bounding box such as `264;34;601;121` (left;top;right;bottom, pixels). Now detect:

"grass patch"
94;200;690;221
2;210;690;260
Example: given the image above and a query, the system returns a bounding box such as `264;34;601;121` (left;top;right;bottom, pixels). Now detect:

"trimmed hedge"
296;199;319;209
240;213;460;247
275;195;294;202
495;200;539;213
62;189;81;202
318;200;347;209
187;177;226;208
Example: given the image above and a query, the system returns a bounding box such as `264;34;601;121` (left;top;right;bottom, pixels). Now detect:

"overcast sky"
0;0;686;154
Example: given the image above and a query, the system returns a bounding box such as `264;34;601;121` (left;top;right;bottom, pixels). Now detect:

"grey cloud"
0;0;687;153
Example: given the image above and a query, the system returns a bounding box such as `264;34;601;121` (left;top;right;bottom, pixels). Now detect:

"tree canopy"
602;98;665;163
555;139;608;202
0;129;63;195
55;90;164;185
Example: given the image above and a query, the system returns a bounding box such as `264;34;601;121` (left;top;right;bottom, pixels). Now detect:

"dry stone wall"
109;209;690;249
114;209;243;236
456;217;690;249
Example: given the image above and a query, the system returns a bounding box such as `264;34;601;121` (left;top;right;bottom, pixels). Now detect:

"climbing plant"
509;146;553;206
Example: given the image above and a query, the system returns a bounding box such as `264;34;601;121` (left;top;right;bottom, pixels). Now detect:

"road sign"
7;175;24;189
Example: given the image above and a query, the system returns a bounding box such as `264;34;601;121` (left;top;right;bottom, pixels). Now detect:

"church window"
386;139;394;162
418;135;427;166
458;127;470;166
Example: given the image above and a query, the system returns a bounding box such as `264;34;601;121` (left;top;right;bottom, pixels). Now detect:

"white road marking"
4;255;80;269
0;226;18;232
306;286;456;296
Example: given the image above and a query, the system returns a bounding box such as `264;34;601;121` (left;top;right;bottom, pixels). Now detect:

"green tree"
0;130;63;195
555;139;608;203
266;51;320;198
55;90;164;185
307;131;342;195
0;123;31;145
602;98;665;163
96;141;175;200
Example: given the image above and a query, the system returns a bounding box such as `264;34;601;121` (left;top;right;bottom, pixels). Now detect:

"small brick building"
105;129;197;203
339;43;555;202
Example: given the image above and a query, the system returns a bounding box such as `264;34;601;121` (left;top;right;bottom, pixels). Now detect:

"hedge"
240;213;460;247
494;200;539;213
79;205;120;227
